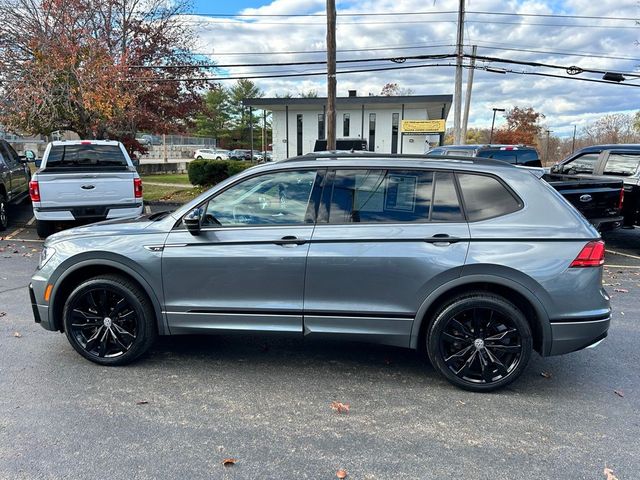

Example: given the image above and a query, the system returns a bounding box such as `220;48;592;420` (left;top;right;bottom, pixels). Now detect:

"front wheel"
63;275;157;365
0;195;8;231
427;292;532;392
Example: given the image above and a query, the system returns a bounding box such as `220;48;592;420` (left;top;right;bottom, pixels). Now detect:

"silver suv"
30;154;610;391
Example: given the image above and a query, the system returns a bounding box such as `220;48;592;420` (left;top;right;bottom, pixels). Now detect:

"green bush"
188;160;253;186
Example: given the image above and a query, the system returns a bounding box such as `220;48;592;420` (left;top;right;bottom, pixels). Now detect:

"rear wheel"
427;292;532;392
36;220;54;238
0;195;7;231
63;275;157;365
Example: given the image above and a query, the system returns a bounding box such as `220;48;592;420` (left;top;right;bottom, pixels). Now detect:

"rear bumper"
34;203;143;221
590;215;624;231
548;316;610;355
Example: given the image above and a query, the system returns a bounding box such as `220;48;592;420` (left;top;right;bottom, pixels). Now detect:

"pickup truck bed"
544;173;624;230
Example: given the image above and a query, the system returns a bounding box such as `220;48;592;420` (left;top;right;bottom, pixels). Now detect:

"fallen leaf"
613;288;629;293
614;390;624;398
330;401;350;414
336;469;348;479
0;312;6;317
540;372;552;379
136;400;149;405
13;331;22;338
620;312;625;316
457;400;466;406
221;458;237;467
604;466;619;480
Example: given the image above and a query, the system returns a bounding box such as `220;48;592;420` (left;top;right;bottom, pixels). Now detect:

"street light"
489;108;505;144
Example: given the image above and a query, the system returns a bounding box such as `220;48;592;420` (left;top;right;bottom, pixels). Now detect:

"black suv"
0;140;32;231
426;144;542;167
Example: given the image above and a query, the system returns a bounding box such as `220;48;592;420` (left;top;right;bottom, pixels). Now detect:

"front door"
304;168;470;347
162;168;322;334
0;142;28;199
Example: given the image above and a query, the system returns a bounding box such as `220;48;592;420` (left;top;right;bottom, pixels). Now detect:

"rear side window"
457;173;522;221
329;169;434;223
45;144;128;171
431;172;464;221
603;152;640;177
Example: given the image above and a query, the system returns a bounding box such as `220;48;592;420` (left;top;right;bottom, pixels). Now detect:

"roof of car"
49;140;121;146
575;144;640;152
432;144;537;150
278;152;519;169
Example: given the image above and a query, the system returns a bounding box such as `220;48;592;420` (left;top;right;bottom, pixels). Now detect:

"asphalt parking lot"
1;202;639;479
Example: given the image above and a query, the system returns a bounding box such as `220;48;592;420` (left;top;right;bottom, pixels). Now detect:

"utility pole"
461;44;477;145
571;125;577;153
249;106;254;162
453;0;465;144
326;0;337;150
489;107;505;144
545;129;553;164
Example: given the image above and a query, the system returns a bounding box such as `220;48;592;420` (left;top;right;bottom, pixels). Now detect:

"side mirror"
183;207;202;236
550;165;559;173
25;150;36;161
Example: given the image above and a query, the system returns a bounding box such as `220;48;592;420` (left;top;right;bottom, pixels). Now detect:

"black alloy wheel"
0;195;7;231
427;293;532;392
63;275;156;365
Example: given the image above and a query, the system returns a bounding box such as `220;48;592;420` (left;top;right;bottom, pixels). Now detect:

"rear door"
38;143;135;208
303;168;470;347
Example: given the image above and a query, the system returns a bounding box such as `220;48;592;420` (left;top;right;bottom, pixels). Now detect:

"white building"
244;92;452;161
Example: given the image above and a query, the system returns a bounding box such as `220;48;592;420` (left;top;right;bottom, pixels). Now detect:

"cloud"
191;0;640;137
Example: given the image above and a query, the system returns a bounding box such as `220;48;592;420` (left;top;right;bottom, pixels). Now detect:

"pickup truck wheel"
36;220;54;238
63;275;157;366
427;292;532;392
0;195;8;231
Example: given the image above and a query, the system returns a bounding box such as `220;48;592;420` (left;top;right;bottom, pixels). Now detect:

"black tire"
0;194;7;231
36;220;54;238
196;156;203;160
427;292;532;392
62;274;157;366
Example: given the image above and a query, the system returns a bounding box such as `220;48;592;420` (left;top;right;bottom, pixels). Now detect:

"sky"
186;0;640;137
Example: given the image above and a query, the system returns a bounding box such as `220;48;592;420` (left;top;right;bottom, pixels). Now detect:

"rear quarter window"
457;173;522;221
603;152;640;177
44;144;128;171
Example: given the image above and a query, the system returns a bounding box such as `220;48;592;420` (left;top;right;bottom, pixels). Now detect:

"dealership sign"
401;119;446;134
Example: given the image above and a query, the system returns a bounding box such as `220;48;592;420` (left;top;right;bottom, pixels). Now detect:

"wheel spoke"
441;331;471;344
72;308;102;321
109;298;127;318
484;328;517;342
84;326;104;352
485;343;521;353
472;308;483;335
455;350;478;377
98;328;109;357
71;321;102;329
109;328;131;352
484;348;509;377
449;318;472;338
113;322;136;340
444;344;474;364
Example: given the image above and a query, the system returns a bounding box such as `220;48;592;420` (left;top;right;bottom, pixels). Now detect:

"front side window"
457;173;522;221
558;153;599;174
603;152;640;177
203;170;317;227
328;169;434;223
0;142;20;167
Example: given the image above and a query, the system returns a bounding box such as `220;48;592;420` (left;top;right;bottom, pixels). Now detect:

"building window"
297;114;303;156
391;113;399;154
343;113;350;137
368;113;376;152
318;113;325;140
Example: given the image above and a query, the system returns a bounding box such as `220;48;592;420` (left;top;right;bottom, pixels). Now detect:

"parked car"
30;153;611;391
426;144;543;167
551;144;640;228
138;134;161;146
314;138;368;152
253;151;273;162
428;144;624;231
0;139;32;231
194;148;230;160
229;149;252;161
29;140;144;238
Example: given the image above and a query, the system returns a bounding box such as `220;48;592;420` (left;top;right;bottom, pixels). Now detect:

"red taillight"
618;188;624;211
570;241;605;268
29;180;40;202
134;178;143;198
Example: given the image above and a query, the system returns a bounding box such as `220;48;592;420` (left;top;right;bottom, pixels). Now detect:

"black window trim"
173;166;327;231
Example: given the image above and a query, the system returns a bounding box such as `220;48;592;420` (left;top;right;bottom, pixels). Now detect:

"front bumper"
549;316;610;355
29;283;54;331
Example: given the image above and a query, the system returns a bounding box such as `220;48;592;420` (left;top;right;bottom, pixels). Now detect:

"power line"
187;43;455;56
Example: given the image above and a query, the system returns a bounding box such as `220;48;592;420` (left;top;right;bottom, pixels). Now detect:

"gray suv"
30;154;610;391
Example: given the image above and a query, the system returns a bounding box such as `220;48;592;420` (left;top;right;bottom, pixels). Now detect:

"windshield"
45;144;128;171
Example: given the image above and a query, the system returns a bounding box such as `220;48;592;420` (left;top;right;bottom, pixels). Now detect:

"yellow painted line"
604;264;640;269
1;238;44;243
3;227;24;240
26;216;35;226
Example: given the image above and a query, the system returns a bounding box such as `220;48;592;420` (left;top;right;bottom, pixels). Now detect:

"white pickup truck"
29;140;143;238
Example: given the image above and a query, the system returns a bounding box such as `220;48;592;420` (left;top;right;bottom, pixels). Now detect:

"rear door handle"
273;235;306;246
426;234;460;246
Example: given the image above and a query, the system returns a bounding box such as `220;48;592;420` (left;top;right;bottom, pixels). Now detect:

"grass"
141;173;192;185
143;183;204;204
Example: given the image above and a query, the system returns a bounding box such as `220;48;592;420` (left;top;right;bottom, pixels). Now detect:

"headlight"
38;247;56;269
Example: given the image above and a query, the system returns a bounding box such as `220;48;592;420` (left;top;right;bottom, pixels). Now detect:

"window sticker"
385;174;417;212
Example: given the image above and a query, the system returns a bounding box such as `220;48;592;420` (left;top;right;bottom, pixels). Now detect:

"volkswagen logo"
579;194;592;203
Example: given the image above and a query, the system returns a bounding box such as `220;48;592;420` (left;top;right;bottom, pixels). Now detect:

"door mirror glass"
24;150;36;161
183;207;202;235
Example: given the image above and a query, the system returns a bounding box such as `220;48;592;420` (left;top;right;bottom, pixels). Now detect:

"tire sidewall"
427;294;533;392
63;277;152;366
0;195;7;230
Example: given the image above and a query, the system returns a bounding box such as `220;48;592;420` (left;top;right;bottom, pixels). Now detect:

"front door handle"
426;234;460;246
273;235;306;246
